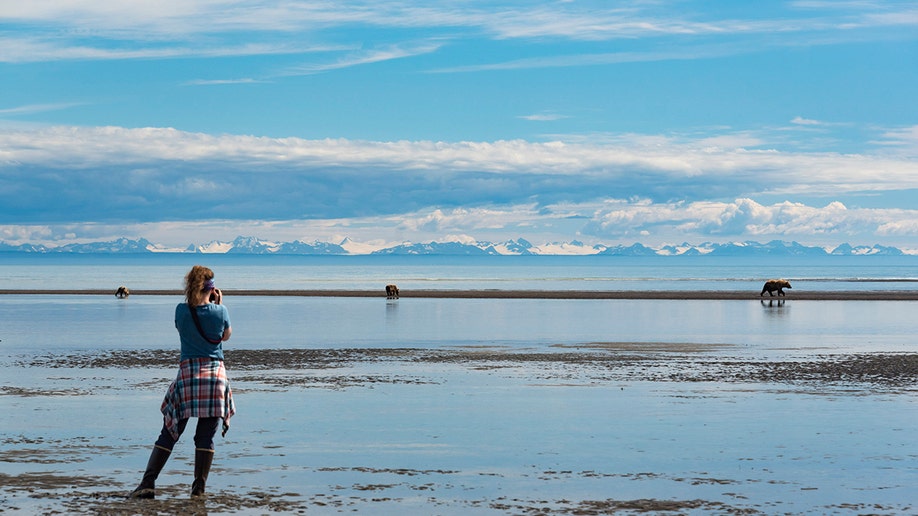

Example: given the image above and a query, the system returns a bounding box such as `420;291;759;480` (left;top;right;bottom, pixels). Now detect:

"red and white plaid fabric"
161;357;235;440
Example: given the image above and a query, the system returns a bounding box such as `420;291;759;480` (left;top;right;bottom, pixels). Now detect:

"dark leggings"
154;417;220;451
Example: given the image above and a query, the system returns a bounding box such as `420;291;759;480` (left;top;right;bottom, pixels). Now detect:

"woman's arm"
212;288;232;342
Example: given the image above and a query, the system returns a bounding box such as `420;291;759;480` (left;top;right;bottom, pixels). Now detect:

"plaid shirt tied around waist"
161;357;236;440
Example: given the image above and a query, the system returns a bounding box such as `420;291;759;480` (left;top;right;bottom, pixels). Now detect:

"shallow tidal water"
1;293;917;514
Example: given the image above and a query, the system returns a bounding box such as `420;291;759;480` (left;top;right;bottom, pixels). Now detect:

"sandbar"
2;288;918;300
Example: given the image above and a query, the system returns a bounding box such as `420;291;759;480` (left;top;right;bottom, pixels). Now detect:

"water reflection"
760;299;786;308
5;295;914;356
386;298;399;320
760;298;788;319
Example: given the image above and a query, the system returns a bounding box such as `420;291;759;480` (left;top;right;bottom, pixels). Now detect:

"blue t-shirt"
175;303;231;361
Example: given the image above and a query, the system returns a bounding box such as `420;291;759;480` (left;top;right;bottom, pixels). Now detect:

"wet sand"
3;288;918;300
14;347;918;388
2;343;917;515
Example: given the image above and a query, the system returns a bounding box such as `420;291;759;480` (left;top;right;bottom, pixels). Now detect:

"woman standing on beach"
129;265;235;499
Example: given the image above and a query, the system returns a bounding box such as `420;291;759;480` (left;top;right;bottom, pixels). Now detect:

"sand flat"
3;288;918;300
2;346;917;514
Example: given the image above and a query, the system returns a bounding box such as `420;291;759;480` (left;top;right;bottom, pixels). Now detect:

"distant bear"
385;284;399;299
760;279;791;297
115;285;130;298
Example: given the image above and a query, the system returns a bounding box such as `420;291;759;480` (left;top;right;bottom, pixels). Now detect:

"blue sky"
1;1;917;251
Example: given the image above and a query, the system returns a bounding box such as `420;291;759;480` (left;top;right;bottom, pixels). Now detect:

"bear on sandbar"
760;279;791;297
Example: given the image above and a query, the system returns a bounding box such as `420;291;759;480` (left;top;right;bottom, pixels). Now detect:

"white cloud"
185;78;266;86
791;116;824;126
0;102;84;116
871;125;918;156
2;125;915;188
3;1;916;65
519;113;569;122
279;42;443;76
1;125;917;247
581;198;918;244
0;35;325;63
4;198;918;249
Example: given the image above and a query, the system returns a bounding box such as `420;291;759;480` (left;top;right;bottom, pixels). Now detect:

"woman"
130;265;235;499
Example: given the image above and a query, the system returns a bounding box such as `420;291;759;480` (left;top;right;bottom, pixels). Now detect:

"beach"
2;289;917;515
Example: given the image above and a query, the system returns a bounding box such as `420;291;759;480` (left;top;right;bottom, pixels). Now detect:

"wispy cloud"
185;78;267;86
0;102;84;116
519;113;569;122
1;124;914;186
791;116;824;126
3;1;916;65
279;42;443;76
0;35;328;63
429;44;748;73
870;125;918;157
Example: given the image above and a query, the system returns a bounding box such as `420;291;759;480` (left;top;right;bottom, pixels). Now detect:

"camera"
209;288;217;302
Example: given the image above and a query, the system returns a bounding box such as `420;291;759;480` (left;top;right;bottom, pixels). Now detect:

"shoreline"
21;347;917;389
2;288;918;300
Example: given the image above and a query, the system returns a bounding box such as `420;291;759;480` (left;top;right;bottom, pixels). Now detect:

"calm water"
1;253;917;291
1;295;916;358
1;253;917;357
1;254;917;514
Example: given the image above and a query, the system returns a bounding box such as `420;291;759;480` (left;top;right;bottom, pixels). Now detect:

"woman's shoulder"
204;303;229;316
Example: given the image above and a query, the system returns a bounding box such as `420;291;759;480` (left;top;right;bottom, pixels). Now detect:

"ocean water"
1;253;917;291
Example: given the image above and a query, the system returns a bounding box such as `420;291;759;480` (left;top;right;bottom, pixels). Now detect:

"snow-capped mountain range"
0;236;911;256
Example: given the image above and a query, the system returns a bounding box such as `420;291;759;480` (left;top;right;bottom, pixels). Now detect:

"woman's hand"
211;288;223;305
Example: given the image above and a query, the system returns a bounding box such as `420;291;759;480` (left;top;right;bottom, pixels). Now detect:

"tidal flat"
1;344;916;515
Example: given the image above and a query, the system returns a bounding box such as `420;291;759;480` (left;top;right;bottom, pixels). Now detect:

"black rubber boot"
191;448;214;497
129;445;171;499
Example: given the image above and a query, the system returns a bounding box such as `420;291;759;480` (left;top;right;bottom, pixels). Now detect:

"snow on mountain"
0;242;50;252
0;236;912;256
531;240;602;256
596;243;658;256
339;237;388;255
226;236;278;254
490;238;536;255
53;237;156;253
830;243;903;256
372;241;495;255
705;240;829;257
657;242;715;256
194;240;236;253
273;240;347;255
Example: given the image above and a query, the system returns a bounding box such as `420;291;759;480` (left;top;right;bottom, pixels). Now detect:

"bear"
385;284;399;299
760;279;791;297
115;285;130;298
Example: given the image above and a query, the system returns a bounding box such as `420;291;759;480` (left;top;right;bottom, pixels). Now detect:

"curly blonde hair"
184;265;215;304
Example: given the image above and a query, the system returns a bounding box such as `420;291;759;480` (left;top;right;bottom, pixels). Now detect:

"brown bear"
115;285;130;298
385;284;399;299
760;279;791;297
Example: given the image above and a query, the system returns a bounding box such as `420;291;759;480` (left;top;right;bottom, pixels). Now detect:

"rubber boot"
191;448;214;497
129;445;171;499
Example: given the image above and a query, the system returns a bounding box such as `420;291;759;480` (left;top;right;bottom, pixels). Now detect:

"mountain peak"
0;237;911;256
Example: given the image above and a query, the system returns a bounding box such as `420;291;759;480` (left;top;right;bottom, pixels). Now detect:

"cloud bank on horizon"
1;1;917;250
